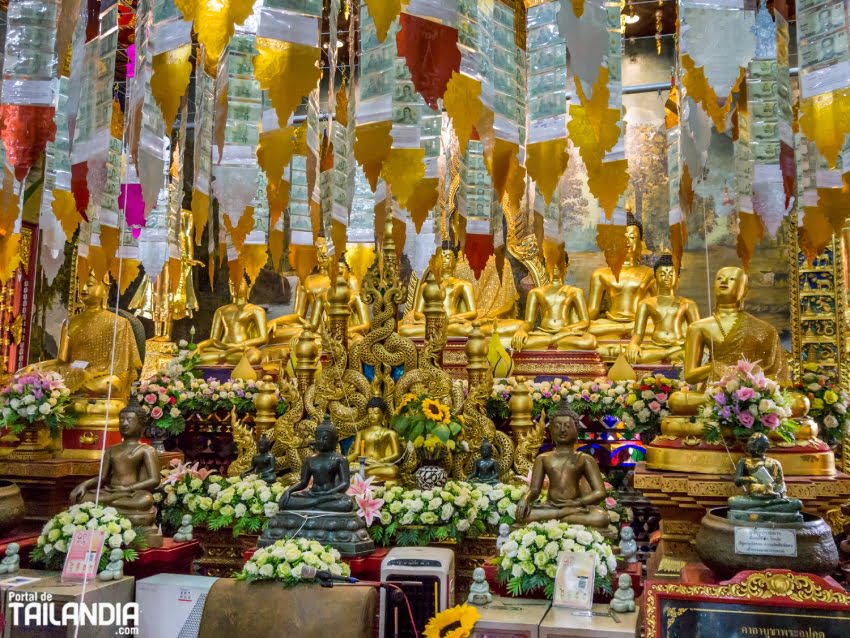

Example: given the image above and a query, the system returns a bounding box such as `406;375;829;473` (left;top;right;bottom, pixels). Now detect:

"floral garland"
179;377;287;419
236;538;350;585
30;503;146;572
0;370;75;436
796;363;850;445
702;359;795;443
496;521;616;598
489;377;627;421
619;374;688;441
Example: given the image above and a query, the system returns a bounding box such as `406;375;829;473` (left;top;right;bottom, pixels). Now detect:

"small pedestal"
258;510;374;558
472;597;552;638
540;603;639;638
124;538;201;580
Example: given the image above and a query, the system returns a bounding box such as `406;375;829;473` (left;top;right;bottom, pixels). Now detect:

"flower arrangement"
619;374;687;441
473;482;524;530
0;370;75;436
236;538;350;585
603;482;632;528
392;393;465;462
179;377;287;419
702;359;795;443
134;340;200;436
796;363;850;445
489;377;627;421
154;459;215;531
30;502;146;571
369;481;484;546
423;604;480;638
185;474;285;537
496;521;616;597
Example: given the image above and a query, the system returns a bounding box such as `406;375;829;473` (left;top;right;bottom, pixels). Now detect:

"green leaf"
433;424;450;443
448;423;461;436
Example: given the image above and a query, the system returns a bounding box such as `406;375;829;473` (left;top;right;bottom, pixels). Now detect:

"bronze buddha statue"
728;433;802;521
624;253;699;364
587;215;656;339
467;439;500;485
346;395;402;485
197;276;268;365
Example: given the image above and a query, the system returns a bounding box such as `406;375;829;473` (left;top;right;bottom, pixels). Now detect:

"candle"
360;440;365;456
434;582;439;612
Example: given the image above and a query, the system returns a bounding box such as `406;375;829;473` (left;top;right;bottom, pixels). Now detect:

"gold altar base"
633;461;850;578
430;338;607;380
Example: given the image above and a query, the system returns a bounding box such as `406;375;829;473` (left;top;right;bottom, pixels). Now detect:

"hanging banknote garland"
461;140;492;275
666;80;685;270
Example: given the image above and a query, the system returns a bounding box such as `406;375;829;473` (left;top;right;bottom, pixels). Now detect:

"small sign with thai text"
70;360;89;369
734;527;797;557
62;530;106;582
553;551;595;610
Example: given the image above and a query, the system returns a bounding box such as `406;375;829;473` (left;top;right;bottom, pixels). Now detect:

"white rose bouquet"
0;370;75;436
472;482;524;530
236;538;350;585
30;502;146;571
200;474;285;537
496;521;616;597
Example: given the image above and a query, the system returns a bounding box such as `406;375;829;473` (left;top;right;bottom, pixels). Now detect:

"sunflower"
396;393;417;414
421;398;451;424
423;604;480;638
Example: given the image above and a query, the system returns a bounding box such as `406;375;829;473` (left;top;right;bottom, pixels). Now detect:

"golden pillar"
422;271;447;365
465;321;489;389
294;329;319;396
252;375;279;439
326;269;351;349
509;376;534;438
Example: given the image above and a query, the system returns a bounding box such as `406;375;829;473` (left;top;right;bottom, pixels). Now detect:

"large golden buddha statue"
669;266;789;414
587;215;656;339
30;272;141;398
346;395;402;485
511;260;596;352
624;253;699;364
333;258;370;342
197;276;268;365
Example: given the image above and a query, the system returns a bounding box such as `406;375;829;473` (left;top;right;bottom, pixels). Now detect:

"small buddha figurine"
587;214;656;339
609;573;636;614
197;276;268;365
511;261;597;352
29;271;142;396
467;438;500;485
174;515;194;542
242;434;277;483
0;543;20;574
70;397;161;533
619;526;638;564
728;433;803;521
624;253;699;364
496;523;511;551
515;403;610;529
669;266;789;414
467;567;493;606
98;548;125;581
346;396;402;485
279;417;353;512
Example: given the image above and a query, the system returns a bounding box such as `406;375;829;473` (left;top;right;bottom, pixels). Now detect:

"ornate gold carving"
79;432;98;445
665;606;689;631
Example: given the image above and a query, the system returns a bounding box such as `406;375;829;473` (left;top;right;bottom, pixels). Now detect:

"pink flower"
736;387;755;402
761;412;780;429
649;401;661;413
605;497;617;508
346;473;375;498
144;394;157;405
355;493;384;527
713;393;727;406
738;412;755;428
151;406;163;419
736;358;758;377
656;393;668;402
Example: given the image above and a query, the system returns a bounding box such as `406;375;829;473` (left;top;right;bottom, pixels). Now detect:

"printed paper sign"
62;530;106;582
553;551;596;610
734;527;797;557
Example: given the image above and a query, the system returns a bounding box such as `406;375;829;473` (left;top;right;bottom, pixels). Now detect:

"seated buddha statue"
336;258;371;342
29;271;142;398
515;403;610;530
511;260;596;352
197;276;268;365
669;266;789;414
70;398;161;538
587;215;656;339
624;253;699;364
279;417;353;512
346;395;402;485
728;433;802;521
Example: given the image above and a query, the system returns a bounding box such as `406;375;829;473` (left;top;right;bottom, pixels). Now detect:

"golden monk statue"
337;258;370;341
587;215;656;339
516;404;610;529
346;395;402;485
30;272;142;397
70;398;161;540
265;238;333;349
669;266;789;414
511;260;596;352
197;276;267;365
624;253;699;364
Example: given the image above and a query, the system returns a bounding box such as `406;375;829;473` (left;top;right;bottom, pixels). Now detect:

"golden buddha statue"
515;403;610;530
70;398;161;542
346;395;402;485
197;276;268;365
265;238;333;349
587;215;656;339
669;266;789;414
624;253;699;364
511;260;596;352
337;258;370;342
29;272;142;398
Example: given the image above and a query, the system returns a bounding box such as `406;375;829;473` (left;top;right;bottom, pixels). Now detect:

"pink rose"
649;401;661;413
736;387;755;402
150;406;163;419
144;393;157;405
605;497;617;508
761;412;780;429
656;393;668;402
738;412;755;428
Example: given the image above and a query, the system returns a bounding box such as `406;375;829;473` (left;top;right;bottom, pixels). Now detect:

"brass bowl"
0;480;25;536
